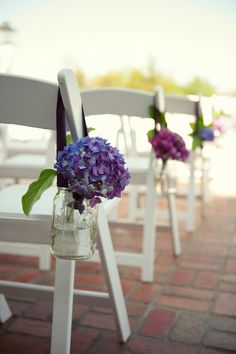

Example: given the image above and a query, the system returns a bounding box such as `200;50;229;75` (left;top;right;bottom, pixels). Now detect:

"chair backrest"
0;69;84;148
165;94;200;116
80;88;160;156
163;94;200;149
0;74;58;130
81;88;154;118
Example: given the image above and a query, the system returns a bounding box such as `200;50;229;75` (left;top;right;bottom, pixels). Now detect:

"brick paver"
139;308;175;337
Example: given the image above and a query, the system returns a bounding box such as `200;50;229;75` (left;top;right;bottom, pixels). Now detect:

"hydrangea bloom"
150;128;189;168
197;127;214;141
55;136;130;210
213;116;228;134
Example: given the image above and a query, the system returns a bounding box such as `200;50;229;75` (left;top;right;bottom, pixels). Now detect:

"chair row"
0;75;211;282
0;69;213;352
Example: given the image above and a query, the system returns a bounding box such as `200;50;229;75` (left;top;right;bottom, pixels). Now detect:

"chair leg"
128;185;139;221
39;245;51;271
186;151;196;233
202;157;210;219
167;191;181;256
141;167;156;282
0;294;12;323
97;206;131;342
50;259;75;354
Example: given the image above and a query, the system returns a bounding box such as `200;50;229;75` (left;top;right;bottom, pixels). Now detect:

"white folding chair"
0;123;50;158
81;87;181;283
122;92;208;234
0;126;54;181
0;119;54;272
0;69;130;353
165;94;209;232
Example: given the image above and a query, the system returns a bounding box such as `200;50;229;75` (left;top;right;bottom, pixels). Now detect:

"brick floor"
1;133;236;353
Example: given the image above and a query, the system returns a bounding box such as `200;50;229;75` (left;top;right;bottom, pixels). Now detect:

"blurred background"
1;0;236;195
1;0;236;95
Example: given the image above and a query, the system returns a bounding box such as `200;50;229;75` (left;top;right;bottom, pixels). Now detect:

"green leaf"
158;111;167;128
22;169;57;216
148;105;155;119
88;127;95;133
147;129;155;141
148;105;167;129
66;134;73;145
189;122;195;130
197;115;204;131
192;136;202;151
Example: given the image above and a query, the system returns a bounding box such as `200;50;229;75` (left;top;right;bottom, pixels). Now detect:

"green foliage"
22;169;57;216
147;129;155;141
75;61;217;96
88;127;96;133
149;105;167;129
183;76;216;96
196;115;205;131
90;71;126;87
66;134;73;145
191;135;203;150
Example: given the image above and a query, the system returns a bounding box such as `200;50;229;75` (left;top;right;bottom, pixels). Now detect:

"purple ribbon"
56;88;88;188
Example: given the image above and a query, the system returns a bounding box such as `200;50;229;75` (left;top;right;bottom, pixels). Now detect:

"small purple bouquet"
149;128;189;171
22;136;130;216
55;136;130;211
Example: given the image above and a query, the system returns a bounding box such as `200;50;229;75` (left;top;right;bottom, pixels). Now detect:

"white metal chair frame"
81;87;181;283
0;70;131;353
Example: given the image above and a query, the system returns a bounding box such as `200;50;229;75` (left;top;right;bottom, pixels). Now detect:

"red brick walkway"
0;192;236;354
1;132;236;353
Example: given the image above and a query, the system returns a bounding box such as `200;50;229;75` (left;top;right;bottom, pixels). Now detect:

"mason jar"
50;188;97;260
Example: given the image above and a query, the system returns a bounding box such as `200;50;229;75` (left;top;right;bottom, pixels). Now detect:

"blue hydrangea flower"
55;136;130;210
197;127;215;141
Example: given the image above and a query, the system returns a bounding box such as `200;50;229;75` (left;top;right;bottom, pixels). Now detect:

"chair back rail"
0;74;57;129
165;94;199;115
81;88;153;117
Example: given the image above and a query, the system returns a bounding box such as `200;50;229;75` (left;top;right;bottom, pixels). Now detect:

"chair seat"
0;184;56;244
0;184;117;244
0;154;46;179
0;184;55;216
125;156;150;172
126;156;155;185
6;142;48;156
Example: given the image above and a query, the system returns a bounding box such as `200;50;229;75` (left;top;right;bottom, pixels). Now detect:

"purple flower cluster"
150;128;189;165
197;127;214;141
55;136;130;208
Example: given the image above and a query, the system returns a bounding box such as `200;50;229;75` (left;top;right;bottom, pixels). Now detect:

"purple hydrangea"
54;136;130;209
197;127;214;141
150;128;189;166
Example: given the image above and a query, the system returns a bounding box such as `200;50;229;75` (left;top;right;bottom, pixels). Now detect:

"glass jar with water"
50;188;97;260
